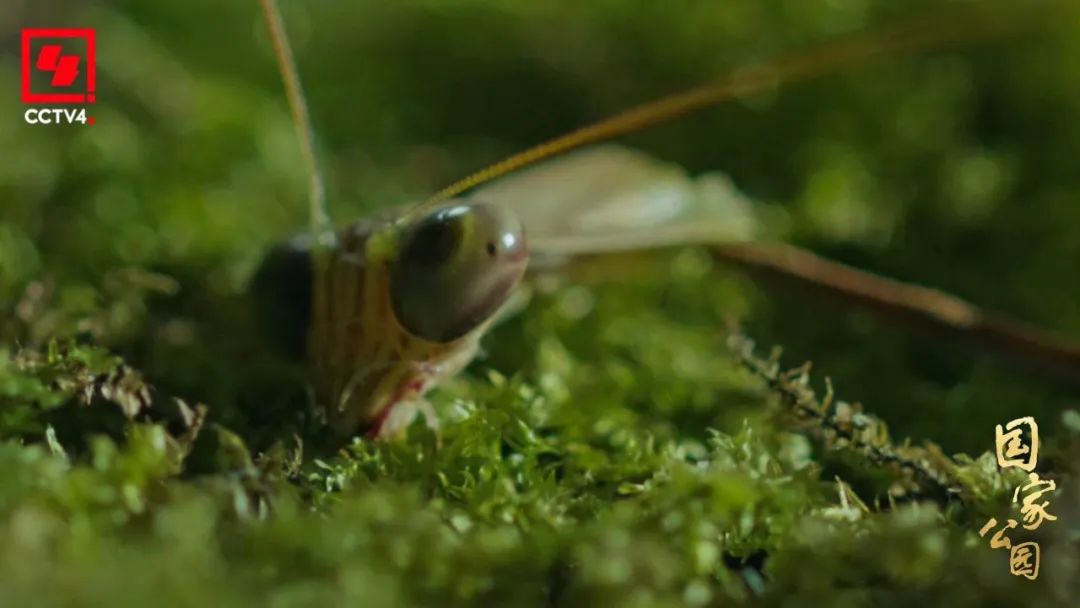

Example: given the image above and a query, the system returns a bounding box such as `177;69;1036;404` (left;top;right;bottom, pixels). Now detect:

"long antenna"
404;2;1044;219
259;0;335;251
260;0;336;370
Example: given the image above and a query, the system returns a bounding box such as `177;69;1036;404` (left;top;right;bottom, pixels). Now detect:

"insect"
251;0;1080;440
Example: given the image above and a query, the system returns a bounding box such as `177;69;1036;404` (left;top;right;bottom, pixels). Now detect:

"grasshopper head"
390;201;529;343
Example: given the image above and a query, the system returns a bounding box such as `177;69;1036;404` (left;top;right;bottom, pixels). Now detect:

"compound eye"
400;208;464;267
389;202;528;343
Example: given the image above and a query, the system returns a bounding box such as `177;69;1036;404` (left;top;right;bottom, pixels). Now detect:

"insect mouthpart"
390;201;529;343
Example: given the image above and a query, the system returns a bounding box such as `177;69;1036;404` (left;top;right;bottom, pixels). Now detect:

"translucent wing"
465;144;758;266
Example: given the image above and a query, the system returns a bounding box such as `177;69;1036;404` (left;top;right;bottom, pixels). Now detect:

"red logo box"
21;28;96;104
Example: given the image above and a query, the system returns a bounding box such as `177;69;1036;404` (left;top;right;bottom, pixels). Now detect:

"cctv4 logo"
21;28;96;126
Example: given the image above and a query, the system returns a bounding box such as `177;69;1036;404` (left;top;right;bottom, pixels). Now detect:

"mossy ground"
3;0;1080;606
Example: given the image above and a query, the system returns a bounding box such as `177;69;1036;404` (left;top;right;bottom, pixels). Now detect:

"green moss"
4;0;1080;604
0;273;1075;606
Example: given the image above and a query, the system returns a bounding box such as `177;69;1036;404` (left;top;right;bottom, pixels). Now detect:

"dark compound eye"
403;208;465;267
389;202;529;343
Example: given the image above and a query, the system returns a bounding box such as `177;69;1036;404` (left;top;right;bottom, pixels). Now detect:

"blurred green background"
3;0;1080;452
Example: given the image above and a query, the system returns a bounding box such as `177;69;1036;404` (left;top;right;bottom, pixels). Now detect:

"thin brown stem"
715;242;1080;388
726;332;963;504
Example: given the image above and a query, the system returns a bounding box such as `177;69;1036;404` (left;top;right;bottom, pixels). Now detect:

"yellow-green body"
311;219;485;436
286;146;755;438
